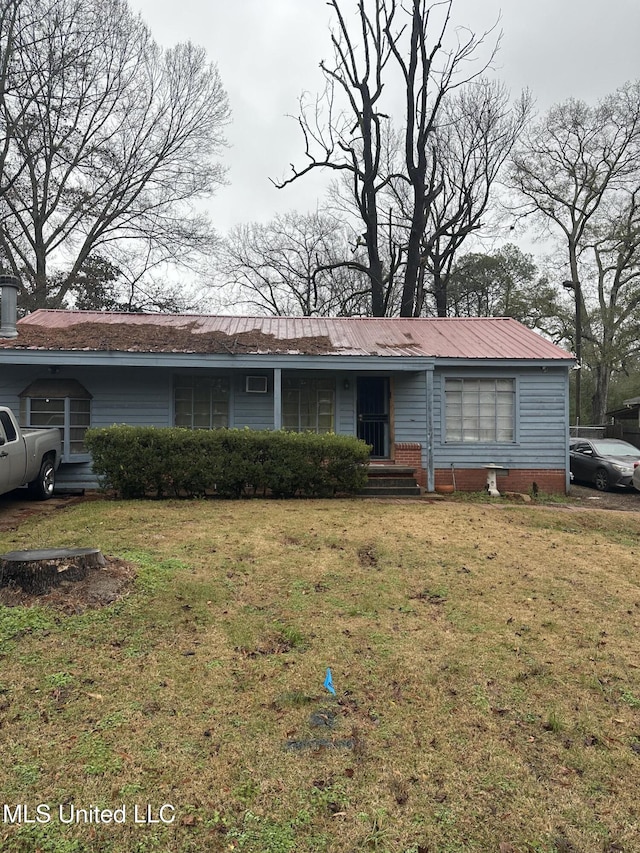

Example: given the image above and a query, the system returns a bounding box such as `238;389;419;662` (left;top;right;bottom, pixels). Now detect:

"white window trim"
23;397;92;462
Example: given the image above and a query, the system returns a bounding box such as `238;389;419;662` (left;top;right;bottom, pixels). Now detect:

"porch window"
445;378;515;442
19;379;92;460
282;377;335;433
174;376;229;429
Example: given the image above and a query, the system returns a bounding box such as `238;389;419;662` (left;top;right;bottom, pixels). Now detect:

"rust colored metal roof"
1;310;573;360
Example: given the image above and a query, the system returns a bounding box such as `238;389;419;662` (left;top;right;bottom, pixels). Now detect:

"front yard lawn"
0;498;638;852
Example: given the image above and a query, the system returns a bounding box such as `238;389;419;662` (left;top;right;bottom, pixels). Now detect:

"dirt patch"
0;556;135;613
357;543;379;567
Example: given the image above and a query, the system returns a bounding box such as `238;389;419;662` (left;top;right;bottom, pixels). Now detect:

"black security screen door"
357;377;390;458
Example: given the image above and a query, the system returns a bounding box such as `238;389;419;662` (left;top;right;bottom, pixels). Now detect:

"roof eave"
0;348;437;370
434;356;575;369
0;347;574;370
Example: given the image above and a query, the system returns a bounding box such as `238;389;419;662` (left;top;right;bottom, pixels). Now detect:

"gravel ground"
567;481;640;511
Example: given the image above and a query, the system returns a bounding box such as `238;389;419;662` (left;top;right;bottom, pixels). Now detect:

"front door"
357;377;390;458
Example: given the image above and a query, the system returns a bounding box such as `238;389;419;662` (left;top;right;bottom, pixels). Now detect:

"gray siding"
232;373;274;430
0;365;172;427
1;366;174;489
336;373;356;436
433;366;568;468
90;368;171;428
0;364;39;412
393;372;428;465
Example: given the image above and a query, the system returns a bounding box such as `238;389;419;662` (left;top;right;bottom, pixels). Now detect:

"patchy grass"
0;498;639;852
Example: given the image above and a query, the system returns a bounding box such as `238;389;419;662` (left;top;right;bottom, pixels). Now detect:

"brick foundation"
394;443;426;489
435;468;567;495
384;444;567;495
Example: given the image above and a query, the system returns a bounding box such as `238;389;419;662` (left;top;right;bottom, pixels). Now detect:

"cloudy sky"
129;0;640;238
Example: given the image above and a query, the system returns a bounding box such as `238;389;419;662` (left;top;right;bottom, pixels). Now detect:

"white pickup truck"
0;406;62;499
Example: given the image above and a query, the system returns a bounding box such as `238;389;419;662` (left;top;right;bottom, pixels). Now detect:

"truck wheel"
28;458;56;500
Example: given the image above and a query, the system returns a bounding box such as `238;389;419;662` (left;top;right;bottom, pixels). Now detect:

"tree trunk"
432;264;447;317
400;178;426;317
591;362;611;424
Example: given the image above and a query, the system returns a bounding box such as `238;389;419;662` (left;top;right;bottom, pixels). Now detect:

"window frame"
173;375;230;430
19;379;92;462
443;376;517;444
21;396;92;462
281;376;336;434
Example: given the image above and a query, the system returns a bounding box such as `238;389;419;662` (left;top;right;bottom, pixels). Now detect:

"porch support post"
273;367;282;430
425;366;434;492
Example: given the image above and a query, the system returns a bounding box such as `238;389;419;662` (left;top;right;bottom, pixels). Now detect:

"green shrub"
85;427;370;499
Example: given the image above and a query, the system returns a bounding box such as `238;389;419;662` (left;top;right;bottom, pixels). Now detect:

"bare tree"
510;83;640;420
275;0;498;316
0;0;48;196
581;189;640;422
510;85;640;287
219;212;370;316
409;80;531;316
0;0;230;311
0;0;18;182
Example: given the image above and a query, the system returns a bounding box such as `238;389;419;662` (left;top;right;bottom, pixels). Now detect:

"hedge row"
84;426;371;499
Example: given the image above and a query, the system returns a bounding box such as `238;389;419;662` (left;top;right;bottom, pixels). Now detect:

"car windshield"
591;440;640;457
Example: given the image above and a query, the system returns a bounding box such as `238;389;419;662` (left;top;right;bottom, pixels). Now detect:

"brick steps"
360;485;422;497
359;464;421;497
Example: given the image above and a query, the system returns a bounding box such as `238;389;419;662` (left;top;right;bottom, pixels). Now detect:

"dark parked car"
569;438;640;491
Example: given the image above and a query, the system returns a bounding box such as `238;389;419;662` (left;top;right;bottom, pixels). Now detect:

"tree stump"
0;548;107;594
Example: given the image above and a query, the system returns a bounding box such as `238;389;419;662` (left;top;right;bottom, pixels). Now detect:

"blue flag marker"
324;668;336;695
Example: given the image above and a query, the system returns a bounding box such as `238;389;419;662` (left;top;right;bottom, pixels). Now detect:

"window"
445;378;514;443
282;377;335;433
19;379;92;459
174;376;229;429
28;398;91;454
572;441;591;455
0;410;17;442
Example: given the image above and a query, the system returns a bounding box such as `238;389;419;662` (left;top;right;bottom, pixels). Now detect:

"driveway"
568;482;640;511
0;492;85;532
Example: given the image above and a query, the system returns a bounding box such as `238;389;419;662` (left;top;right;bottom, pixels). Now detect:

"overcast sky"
129;0;640;238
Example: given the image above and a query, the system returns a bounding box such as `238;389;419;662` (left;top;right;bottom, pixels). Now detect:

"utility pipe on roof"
0;275;20;339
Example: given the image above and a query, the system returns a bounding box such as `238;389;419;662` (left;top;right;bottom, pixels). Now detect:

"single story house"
0;279;574;493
